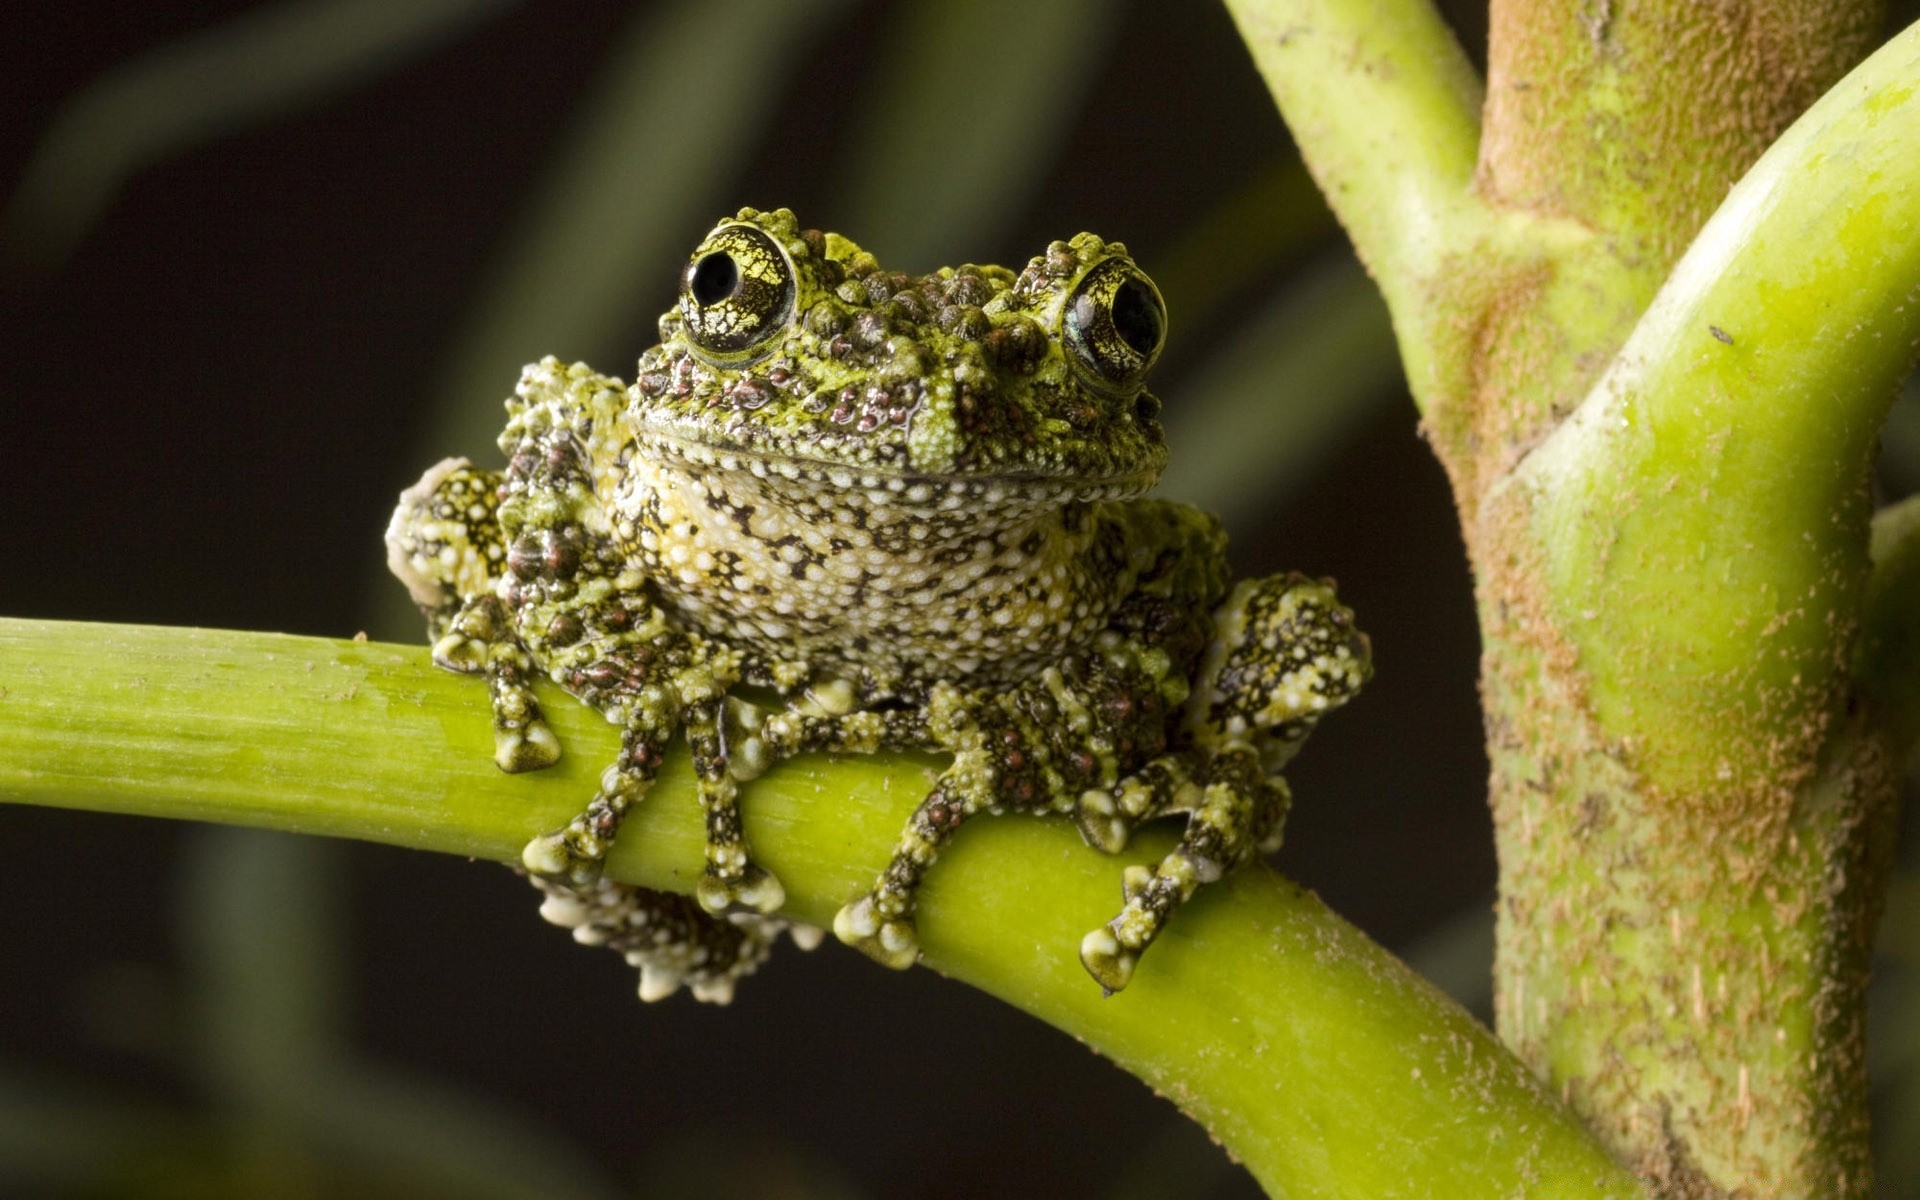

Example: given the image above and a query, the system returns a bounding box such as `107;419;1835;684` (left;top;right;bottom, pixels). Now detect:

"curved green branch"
1222;0;1484;412
1516;22;1920;798
0;617;1642;1199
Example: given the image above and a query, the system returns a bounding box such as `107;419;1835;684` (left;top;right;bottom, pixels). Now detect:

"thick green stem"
1479;0;1883;275
0;617;1643;1199
1471;22;1920;1195
1517;21;1920;802
1231;2;1917;1193
1221;0;1483;414
1478;635;1899;1195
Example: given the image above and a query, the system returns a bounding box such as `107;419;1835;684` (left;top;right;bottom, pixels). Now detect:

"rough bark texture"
1444;3;1897;1194
1479;2;1881;270
1428;1;1886;509
1231;0;1915;1190
1474;480;1901;1195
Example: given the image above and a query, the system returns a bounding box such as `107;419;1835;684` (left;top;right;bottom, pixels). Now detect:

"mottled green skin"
387;208;1370;1002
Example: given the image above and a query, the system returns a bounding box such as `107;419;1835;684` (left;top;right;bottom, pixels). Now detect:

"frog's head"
630;207;1170;501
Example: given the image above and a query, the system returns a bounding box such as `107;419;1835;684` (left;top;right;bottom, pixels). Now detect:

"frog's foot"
522;730;662;889
530;875;785;1005
493;718;562;774
1188;573;1372;773
1081;838;1229;994
1080;747;1272;994
521;827;603;890
697;862;786;915
833;767;990;971
426;594;563;774
1079;923;1137;994
1073;755;1204;855
832;893;920;970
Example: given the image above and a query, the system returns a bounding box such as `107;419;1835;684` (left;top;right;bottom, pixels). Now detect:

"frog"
386;206;1370;1004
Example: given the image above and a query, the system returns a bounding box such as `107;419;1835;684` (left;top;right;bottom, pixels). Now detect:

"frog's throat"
632;428;1162;505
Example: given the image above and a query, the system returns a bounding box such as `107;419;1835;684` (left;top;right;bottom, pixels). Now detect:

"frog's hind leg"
1077;746;1284;993
530;874;817;1005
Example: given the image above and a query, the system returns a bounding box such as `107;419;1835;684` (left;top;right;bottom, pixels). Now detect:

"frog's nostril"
690;252;740;306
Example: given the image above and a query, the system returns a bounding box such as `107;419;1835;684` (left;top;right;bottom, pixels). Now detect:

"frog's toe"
695;862;786;916
1079;924;1138;994
833;895;920;969
494;717;561;773
520;830;604;889
430;629;487;673
1074;789;1130;853
635;963;685;1003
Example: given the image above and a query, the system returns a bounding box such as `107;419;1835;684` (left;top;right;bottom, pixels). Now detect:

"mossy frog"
387;208;1369;1002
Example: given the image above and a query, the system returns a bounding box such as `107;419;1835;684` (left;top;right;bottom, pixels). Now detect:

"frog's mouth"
633;422;1165;505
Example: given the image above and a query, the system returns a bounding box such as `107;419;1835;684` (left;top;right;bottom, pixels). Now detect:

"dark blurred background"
1;2;1914;1196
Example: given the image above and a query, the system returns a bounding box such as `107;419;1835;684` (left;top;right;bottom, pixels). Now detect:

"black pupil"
690;251;740;306
1111;277;1161;356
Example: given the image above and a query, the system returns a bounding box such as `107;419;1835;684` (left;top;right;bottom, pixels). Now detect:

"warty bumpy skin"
386;207;1371;1002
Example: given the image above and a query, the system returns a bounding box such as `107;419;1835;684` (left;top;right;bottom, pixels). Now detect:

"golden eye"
1063;258;1167;389
679;223;797;359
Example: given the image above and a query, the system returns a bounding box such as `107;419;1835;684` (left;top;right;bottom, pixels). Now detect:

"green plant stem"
1479;0;1883;276
1221;0;1482;413
1474;23;1920;1195
1517;20;1920;801
0;617;1642;1199
1229;2;1918;1193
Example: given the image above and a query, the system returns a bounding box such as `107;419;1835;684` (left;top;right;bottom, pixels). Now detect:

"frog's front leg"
683;699;784;913
1074;746;1286;992
500;541;762;905
433;594;563;773
831;650;1181;971
831;735;1006;969
490;404;787;918
1077;573;1371;992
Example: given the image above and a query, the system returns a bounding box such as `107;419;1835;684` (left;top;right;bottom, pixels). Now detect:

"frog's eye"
1063;258;1166;390
679;223;797;359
